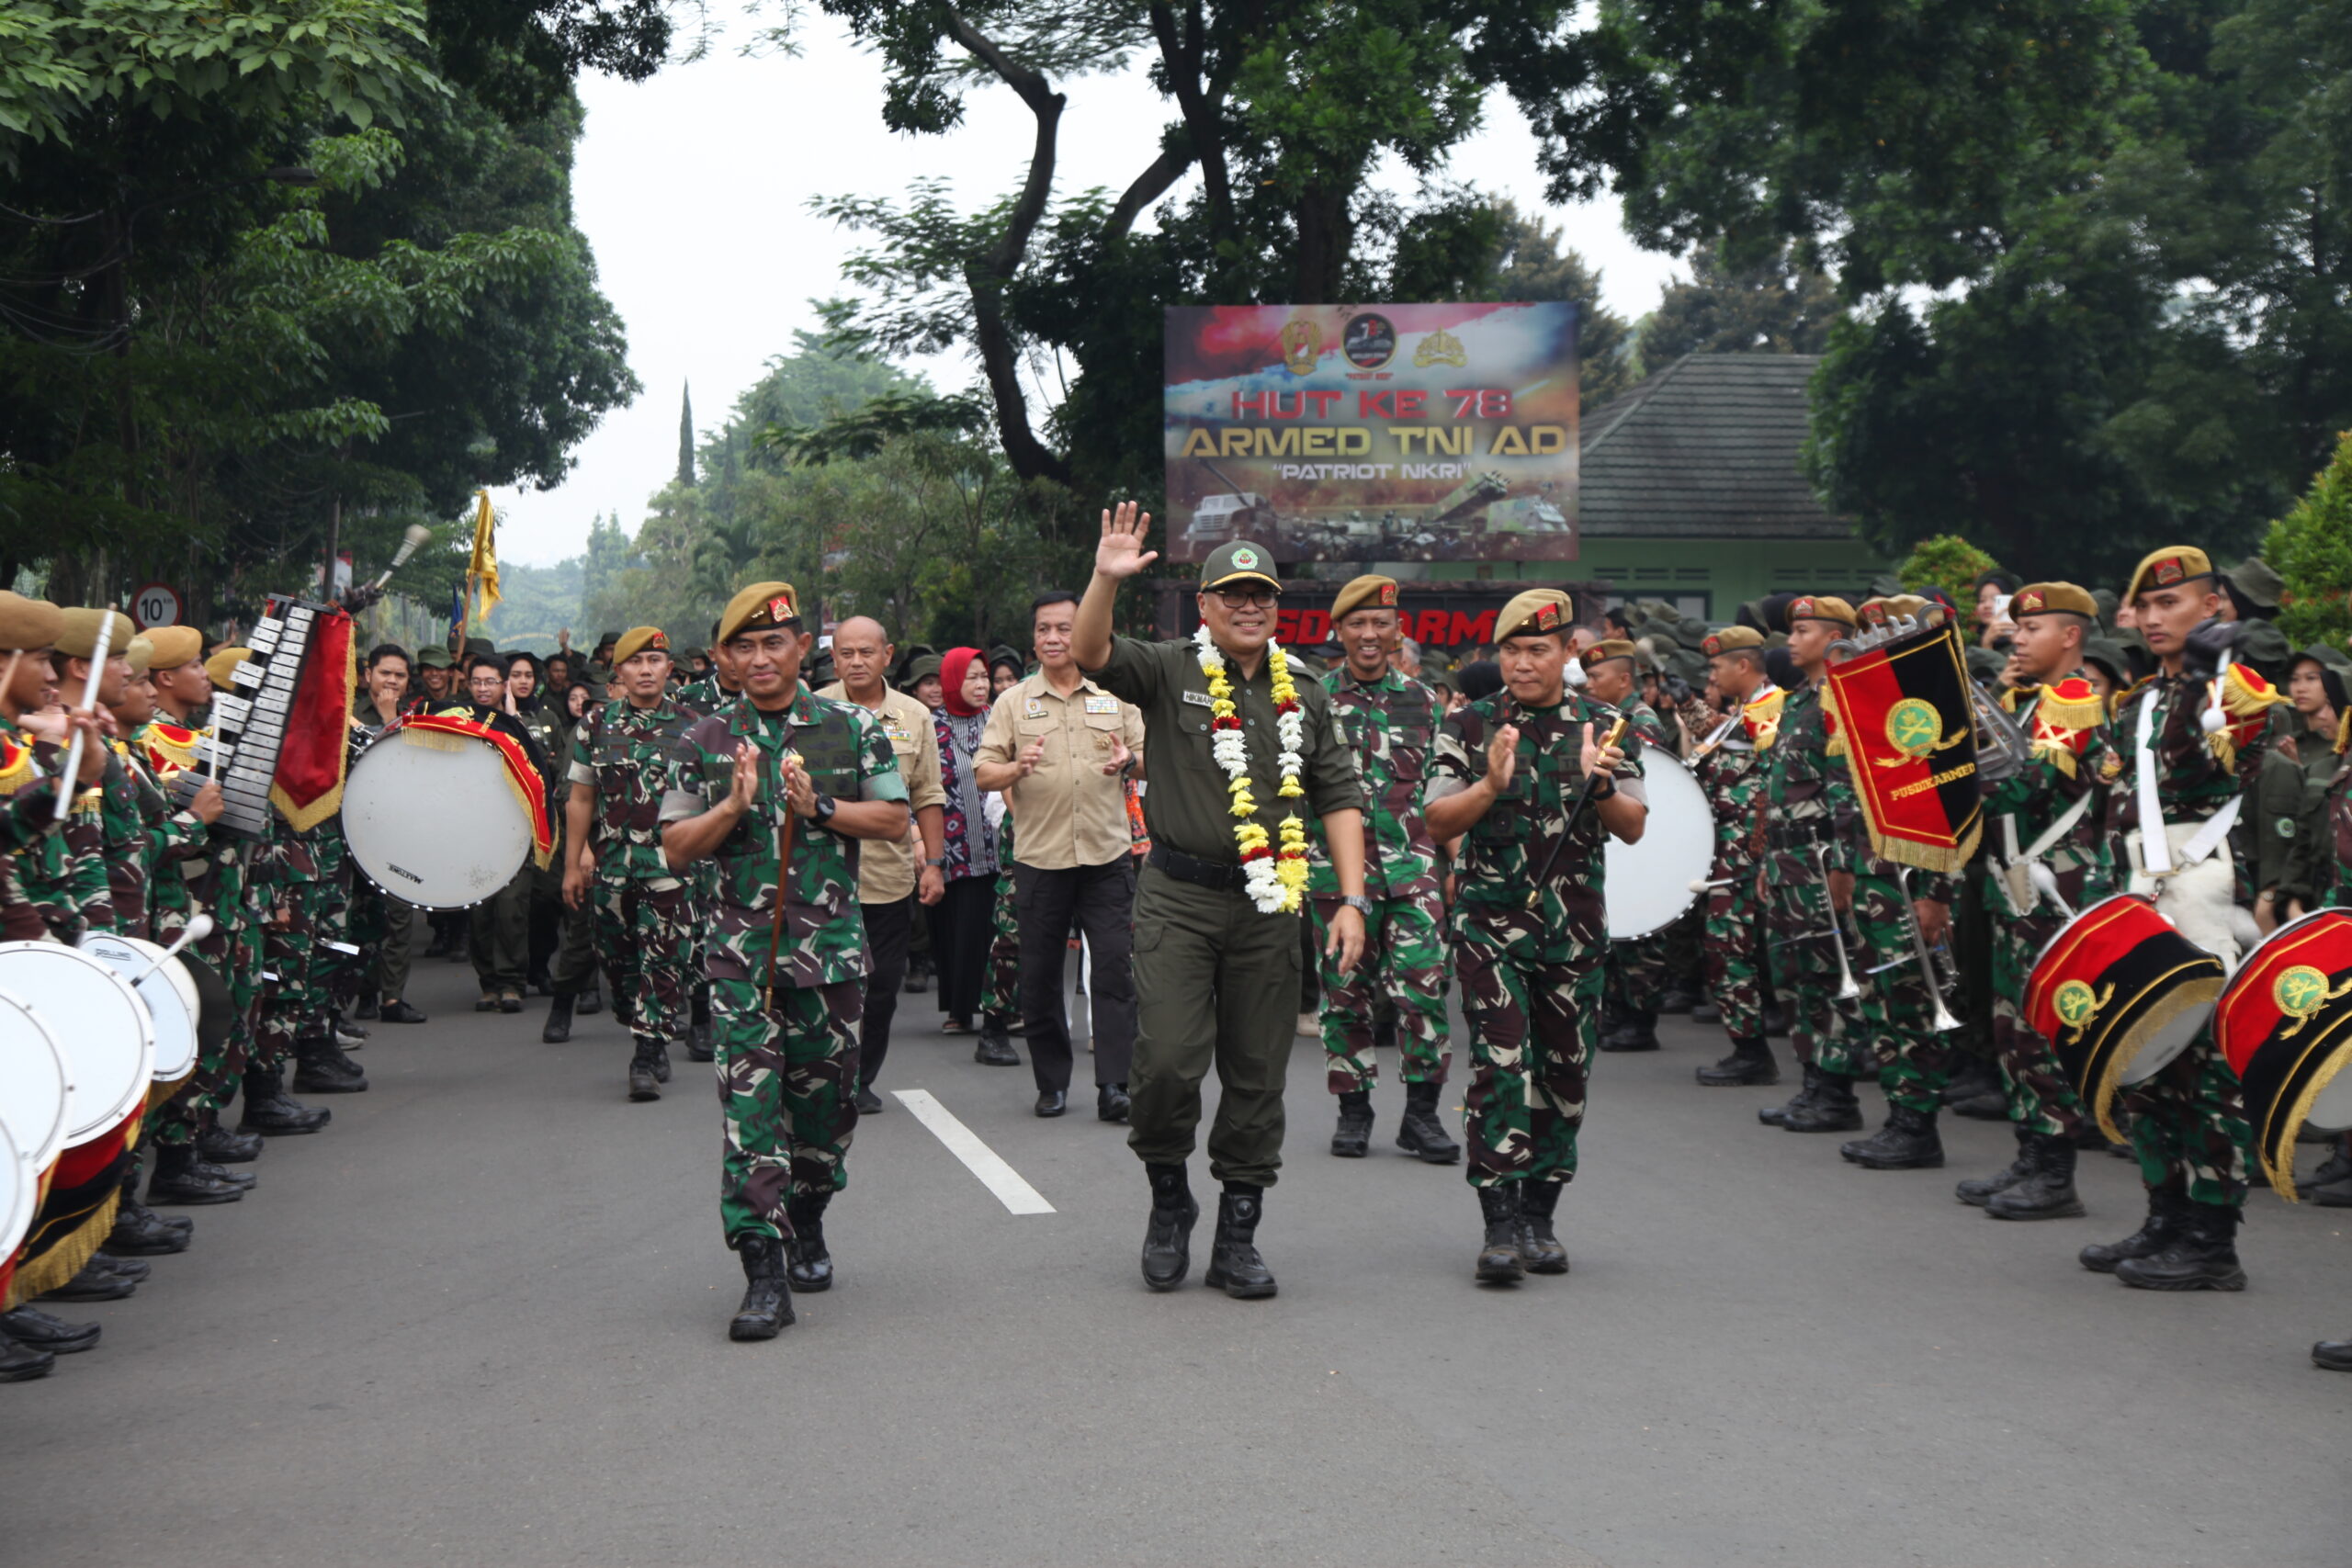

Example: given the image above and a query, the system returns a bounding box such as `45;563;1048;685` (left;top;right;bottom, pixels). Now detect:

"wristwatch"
922;855;948;867
1340;895;1373;916
811;791;837;824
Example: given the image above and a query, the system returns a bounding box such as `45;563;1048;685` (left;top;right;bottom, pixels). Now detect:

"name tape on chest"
1084;694;1121;716
1182;689;1215;708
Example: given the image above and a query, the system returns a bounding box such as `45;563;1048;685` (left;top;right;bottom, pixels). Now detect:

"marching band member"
1582;638;1674;1056
1688;627;1783;1088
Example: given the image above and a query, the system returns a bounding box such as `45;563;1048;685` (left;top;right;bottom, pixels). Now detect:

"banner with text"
1163;303;1578;565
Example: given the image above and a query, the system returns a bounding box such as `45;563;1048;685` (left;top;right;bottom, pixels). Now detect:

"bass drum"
0;986;69;1178
1605;750;1714;941
78;931;202;1085
344;719;535;910
0;1119;30;1283
0;942;154;1147
2024;893;2227;1139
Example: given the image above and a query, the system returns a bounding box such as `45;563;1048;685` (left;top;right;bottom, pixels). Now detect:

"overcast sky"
488;9;1685;567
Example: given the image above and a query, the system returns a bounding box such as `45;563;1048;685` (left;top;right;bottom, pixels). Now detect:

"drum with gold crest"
2024;893;2227;1140
342;715;555;909
2213;908;2352;1201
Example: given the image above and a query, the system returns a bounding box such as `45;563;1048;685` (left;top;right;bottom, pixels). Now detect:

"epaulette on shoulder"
2221;660;2288;718
2035;675;2108;732
0;732;34;797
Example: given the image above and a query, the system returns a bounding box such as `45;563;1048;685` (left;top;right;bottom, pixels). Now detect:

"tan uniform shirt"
977;671;1146;870
816;682;946;903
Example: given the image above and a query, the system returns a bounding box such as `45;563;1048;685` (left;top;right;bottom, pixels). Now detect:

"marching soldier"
548;626;704;1100
1310;574;1456;1165
1423;591;1645;1282
1954;582;2117;1219
1580;638;1674;1055
2083;547;2281;1290
1073;507;1368;1300
660;581;910;1342
1687;627;1783;1087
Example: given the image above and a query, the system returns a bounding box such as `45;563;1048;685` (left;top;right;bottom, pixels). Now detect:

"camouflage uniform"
8;727;107;942
0;744;73;939
1756;681;1869;1076
90;738;208;939
1427;692;1645;1187
1687;688;1778;1040
661;687;907;1245
1602;697;1677;1021
1309;664;1448;1092
559;694;701;1045
979;811;1021;1021
252;824;322;1071
1847;856;1958;1112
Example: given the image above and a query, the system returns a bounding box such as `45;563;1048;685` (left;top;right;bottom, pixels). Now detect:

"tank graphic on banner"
1163;302;1578;564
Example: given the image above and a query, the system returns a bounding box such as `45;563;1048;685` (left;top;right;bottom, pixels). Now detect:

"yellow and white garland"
1195;625;1309;913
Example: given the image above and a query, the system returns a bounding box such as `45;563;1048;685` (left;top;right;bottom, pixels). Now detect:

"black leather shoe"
628;1049;661;1102
0;1305;99;1354
1985;1134;2086;1220
1097;1083;1130;1122
1330;1090;1374;1157
1840;1104;1944;1168
1203;1189;1277;1299
974;1017;1020;1066
198;1123;265;1165
1141;1164;1198;1291
1781;1072;1864;1134
148;1142;244;1204
542;994;574;1044
190;1156;255;1191
292;1037;368;1095
2313;1338;2352;1371
1958;1129;2033;1206
0;1330;53;1382
1034;1089;1067;1119
1758;1063;1823;1126
108;1198;193;1253
379;998;427;1023
498;989;525;1014
40;1261;137;1303
2115;1204;2246;1291
1517;1180;1570;1275
576;985;604;1017
785;1192;833;1292
1396;1081;1461;1163
855;1086;885;1116
1698;1035;1780;1088
238;1069;331;1135
1600;1009;1661;1052
2081;1187;2189;1273
1476;1186;1524;1284
728;1235;794;1341
90;1251;152;1282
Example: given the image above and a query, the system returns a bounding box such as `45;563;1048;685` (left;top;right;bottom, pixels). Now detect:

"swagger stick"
54;609;114;821
765;749;799;1011
1523;716;1629;911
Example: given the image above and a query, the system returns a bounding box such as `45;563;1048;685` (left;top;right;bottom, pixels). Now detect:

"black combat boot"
575;984;602;1017
542;993;574;1044
237;1067;330;1135
291;1034;368;1094
686;987;714;1062
1330;1090;1374;1158
1657;986;1700;1015
785;1191;833;1292
1140;1163;1199;1292
148;1142;243;1205
1203;1186;1277;1299
1957;1126;2033;1207
1698;1035;1780;1087
2080;1186;2189;1273
0;1329;53;1382
108;1193;192;1254
2114;1203;2246;1291
0;1305;99;1354
1517;1180;1569;1275
89;1252;151;1282
974;1013;1020;1066
1396;1081;1461;1163
1781;1070;1864;1134
197;1122;264;1164
1762;1000;1792;1037
1600;1008;1660;1053
2313;1337;2352;1371
727;1235;794;1341
1840;1103;1945;1168
650;1039;672;1084
40;1260;137;1303
1758;1062;1824;1126
627;1041;662;1102
1985;1135;2086;1220
1599;998;1634;1049
1476;1186;1524;1284
188;1154;254;1191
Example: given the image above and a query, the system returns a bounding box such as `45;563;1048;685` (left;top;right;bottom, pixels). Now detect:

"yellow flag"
467;488;501;623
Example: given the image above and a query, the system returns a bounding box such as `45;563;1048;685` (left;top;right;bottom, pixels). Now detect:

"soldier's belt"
1147;843;1250;893
1766;819;1838;850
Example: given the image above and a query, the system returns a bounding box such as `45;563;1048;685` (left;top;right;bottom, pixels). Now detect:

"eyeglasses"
1212;586;1279;609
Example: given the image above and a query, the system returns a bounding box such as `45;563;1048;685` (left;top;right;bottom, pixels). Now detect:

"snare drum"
1605;750;1715;941
0;942;155;1148
343;716;541;909
2025;893;2227;1141
2213;908;2352;1201
79;931;202;1087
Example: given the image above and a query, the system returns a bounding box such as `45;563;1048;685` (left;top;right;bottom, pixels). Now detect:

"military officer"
1074;505;1368;1300
1306;574;1455;1164
1581;638;1674;1055
1687;627;1784;1086
661;581;910;1341
1424;591;1646;1283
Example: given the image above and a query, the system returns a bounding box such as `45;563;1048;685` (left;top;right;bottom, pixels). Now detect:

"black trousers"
1013;858;1137;1093
859;895;914;1090
924;874;998;1022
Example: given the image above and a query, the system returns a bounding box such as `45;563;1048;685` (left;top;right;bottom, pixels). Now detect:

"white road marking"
891;1089;1056;1214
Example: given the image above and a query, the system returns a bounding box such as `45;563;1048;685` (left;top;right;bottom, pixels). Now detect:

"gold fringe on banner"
5;1192;120;1310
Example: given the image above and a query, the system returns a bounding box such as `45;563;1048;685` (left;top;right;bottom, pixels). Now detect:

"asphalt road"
7;949;2350;1567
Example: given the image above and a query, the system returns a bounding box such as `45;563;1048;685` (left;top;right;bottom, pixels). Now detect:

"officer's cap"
1580;637;1639;671
2123;547;2216;604
1199;542;1280;592
1785;595;1858;629
2010;582;2098;622
1702;626;1765;657
612;626;671;666
1329;574;1398;621
718;582;801;645
1494;589;1574;643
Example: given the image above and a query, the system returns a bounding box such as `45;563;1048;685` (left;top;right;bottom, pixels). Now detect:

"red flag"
270;604;356;832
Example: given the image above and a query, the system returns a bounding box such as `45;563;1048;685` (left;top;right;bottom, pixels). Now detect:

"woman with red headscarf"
927;648;1007;1034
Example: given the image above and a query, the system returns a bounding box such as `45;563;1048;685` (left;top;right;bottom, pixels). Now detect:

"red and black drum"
2026;893;2228;1141
2213;908;2352;1201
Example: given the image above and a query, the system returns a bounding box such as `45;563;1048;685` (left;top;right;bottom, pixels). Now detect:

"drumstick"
55;609;115;821
1689;878;1735;893
122;914;215;985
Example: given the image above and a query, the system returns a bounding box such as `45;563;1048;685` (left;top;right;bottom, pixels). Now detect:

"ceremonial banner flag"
269;603;356;832
2214;908;2352;1201
1824;624;1984;873
467;488;501;622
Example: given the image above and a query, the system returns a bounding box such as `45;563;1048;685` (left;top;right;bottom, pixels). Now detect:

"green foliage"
2267;431;2352;651
1642;243;1840;365
1896;536;2005;606
1478;200;1636;407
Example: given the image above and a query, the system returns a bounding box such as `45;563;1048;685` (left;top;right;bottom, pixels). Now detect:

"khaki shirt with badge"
976;671;1147;870
816;682;947;904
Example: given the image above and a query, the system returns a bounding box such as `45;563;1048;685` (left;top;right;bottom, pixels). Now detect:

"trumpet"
1968;680;2034;784
1812;843;1863;1003
1894;865;1963;1032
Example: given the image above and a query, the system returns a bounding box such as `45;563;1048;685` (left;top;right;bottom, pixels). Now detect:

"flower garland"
1195;625;1310;913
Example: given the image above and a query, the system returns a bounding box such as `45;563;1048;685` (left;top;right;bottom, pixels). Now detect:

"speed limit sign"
130;582;182;630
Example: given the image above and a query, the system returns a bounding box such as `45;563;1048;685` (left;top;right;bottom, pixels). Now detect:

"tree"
1897;536;2005;606
677;380;695;487
1641;243;1839;364
2267;431;2352;651
1479;200;1636;406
